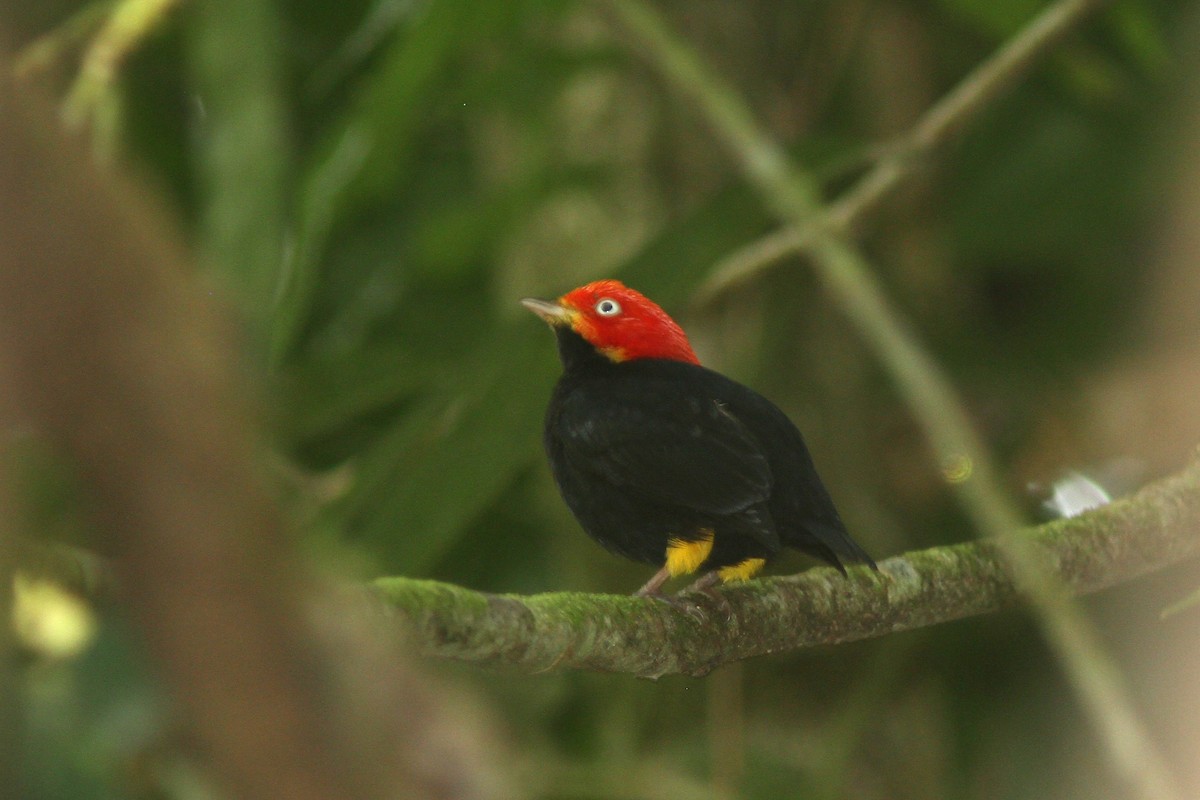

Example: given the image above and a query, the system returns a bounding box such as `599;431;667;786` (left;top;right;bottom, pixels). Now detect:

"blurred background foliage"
7;0;1200;797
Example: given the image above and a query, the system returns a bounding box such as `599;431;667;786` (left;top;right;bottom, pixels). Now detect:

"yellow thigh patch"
717;558;767;583
665;530;714;577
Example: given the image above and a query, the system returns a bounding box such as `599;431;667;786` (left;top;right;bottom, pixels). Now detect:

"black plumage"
542;325;875;590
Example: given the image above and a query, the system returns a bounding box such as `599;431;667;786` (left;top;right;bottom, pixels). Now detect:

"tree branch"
373;456;1200;678
698;0;1110;300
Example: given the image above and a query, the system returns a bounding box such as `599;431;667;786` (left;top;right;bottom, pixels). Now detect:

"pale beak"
521;297;574;325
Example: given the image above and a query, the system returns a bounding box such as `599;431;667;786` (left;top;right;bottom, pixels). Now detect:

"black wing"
554;380;774;522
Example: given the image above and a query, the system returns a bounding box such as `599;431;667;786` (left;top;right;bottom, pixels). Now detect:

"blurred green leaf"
1105;2;1170;76
188;0;290;331
333;329;553;572
1161;585;1200;619
273;0;555;361
281;343;443;443
935;0;1050;38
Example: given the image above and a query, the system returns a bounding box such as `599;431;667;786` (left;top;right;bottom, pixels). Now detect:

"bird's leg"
634;565;709;621
685;571;721;593
634;564;672;597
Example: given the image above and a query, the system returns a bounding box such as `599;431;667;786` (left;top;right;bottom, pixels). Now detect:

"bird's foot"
680;571;733;621
633;571;735;623
634;567;738;622
638;590;708;622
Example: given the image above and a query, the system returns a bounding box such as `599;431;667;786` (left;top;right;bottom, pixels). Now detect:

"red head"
522;279;699;364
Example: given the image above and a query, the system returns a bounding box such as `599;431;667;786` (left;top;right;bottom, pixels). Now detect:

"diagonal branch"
374;458;1200;677
699;0;1111;300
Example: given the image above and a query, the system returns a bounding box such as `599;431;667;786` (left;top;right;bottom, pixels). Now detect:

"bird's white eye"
595;298;622;317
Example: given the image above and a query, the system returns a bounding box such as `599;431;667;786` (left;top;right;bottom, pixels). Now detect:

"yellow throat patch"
665;530;715;577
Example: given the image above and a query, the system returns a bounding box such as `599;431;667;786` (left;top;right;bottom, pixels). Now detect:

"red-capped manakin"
523;280;877;597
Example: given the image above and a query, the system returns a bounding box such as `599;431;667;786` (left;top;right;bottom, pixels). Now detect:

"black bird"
523;279;876;595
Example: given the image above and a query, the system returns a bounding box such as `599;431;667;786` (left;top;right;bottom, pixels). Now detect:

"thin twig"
13;2;115;81
372;457;1200;675
61;0;183;138
596;2;1180;798
699;0;1110;301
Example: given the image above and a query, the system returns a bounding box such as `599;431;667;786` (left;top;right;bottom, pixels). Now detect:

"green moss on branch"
373;459;1200;677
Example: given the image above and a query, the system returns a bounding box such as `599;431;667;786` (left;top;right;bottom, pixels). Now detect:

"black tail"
805;520;878;573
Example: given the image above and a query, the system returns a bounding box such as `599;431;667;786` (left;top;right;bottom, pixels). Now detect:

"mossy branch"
373;457;1200;678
